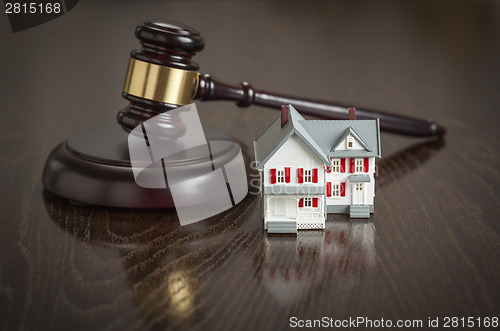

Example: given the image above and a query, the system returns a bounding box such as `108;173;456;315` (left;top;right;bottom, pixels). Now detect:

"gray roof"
302;119;381;158
349;174;371;183
254;105;381;170
254;106;329;169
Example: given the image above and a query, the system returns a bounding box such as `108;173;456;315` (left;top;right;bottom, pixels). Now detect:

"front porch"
265;194;326;233
266;215;325;233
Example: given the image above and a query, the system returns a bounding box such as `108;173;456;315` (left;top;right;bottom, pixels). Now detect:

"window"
298;168;318;183
303;169;312;183
331;159;340;172
346;137;354;149
276;170;285;183
299;197;319;208
332;184;340;197
355;159;363;173
303;197;312;207
355;183;363;191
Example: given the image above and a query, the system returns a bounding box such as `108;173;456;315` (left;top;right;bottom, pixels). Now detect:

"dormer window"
346;137;354;149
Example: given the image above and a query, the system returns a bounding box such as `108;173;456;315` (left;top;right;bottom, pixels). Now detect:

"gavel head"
118;20;205;133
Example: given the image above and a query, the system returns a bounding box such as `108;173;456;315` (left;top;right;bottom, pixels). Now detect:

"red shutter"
364;158;369;173
298;198;304;207
326;182;332;197
340;158;346;173
297;168;304;183
285;167;291;183
350;158;355;173
312;168;318;183
340;183;345;197
313;198;318;207
326;163;331;173
270;168;276;184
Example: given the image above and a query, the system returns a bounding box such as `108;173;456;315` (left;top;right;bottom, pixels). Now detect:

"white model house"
254;104;381;233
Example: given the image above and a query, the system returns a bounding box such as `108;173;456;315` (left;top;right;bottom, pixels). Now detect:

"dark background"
0;1;499;330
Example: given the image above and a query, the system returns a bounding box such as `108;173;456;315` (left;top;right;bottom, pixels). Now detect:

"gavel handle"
195;73;445;137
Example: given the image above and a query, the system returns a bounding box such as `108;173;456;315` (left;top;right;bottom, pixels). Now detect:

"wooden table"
1;1;498;330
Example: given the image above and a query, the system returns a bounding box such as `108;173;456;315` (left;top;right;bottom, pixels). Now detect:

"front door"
352;183;364;205
274;198;287;216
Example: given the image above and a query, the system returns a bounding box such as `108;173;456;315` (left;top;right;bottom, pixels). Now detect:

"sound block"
43;124;248;208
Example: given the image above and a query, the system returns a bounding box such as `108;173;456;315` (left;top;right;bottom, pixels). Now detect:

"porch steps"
350;205;370;218
268;220;297;234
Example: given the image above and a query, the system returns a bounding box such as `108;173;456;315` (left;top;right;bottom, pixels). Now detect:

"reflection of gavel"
119;20;445;137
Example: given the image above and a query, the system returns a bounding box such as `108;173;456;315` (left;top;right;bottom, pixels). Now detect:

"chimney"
281;105;289;128
348;107;356;120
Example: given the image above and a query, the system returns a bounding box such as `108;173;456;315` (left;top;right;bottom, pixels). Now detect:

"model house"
254;104;381;233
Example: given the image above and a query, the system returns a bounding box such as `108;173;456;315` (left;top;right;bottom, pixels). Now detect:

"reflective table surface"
0;1;498;330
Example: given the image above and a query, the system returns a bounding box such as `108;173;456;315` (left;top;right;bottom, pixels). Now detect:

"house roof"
254;106;330;170
301;119;381;158
331;127;371;152
254;105;381;170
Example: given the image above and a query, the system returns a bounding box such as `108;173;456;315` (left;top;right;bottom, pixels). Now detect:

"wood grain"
0;1;499;330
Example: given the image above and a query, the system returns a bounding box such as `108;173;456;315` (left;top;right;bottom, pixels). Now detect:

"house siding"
325;157;375;207
264;185;324;195
263;135;326;227
264;135;325;187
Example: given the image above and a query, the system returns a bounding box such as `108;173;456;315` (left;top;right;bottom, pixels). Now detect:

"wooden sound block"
42;124;249;208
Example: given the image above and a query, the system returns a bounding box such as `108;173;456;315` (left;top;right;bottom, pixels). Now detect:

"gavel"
118;20;445;137
43;19;445;209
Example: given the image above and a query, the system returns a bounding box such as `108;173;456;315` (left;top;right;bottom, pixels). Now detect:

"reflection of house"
261;220;376;307
254;105;381;233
